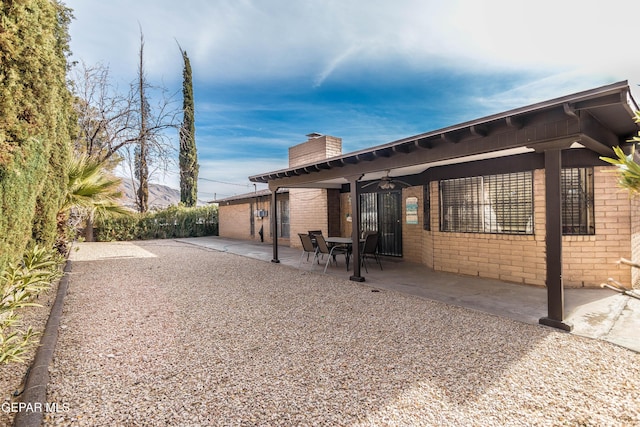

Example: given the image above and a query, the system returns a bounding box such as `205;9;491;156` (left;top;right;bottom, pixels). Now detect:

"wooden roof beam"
393;143;415;154
373;147;394;157
415;137;433;149
343;156;359;164
470;124;488;137
328;159;346;167
506;116;523;129
440;133;457;144
356;152;376;161
563;103;578;119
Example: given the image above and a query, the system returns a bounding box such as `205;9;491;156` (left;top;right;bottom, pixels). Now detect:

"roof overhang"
250;81;640;189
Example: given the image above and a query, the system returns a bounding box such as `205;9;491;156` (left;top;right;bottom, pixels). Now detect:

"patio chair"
315;234;350;274
298;233;318;269
307;230;322;247
360;231;382;273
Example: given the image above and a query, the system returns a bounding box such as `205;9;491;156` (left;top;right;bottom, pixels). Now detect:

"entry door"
360;191;402;256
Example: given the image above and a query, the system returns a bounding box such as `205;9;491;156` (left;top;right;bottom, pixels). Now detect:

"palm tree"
58;154;130;246
600;112;640;194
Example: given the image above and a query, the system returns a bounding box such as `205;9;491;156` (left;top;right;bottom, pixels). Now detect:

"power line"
198;177;254;187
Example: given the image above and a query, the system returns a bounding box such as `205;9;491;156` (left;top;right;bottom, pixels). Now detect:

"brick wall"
428;169;546;284
428;167;632;287
402;186;424;263
561;166;631;288
219;200;273;243
289;188;329;248
289;135;342;167
339;166;633;288
288;134;343;248
219;203;252;240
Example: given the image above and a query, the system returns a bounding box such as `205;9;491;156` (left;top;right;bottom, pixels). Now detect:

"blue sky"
66;0;640;201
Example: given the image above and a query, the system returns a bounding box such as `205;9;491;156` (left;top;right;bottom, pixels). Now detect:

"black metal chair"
360;231;382;273
298;233;318;269
315;234;349;273
307;230;322;247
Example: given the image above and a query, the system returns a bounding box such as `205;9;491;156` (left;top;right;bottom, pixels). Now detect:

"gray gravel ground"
42;240;639;426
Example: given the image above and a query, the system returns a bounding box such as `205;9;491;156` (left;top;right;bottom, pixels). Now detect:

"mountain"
118;178;181;210
117;178;209;210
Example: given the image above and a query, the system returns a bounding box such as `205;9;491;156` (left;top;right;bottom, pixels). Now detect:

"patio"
178;236;639;352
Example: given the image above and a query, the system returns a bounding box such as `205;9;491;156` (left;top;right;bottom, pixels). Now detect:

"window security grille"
561;168;594;235
278;198;290;238
423;185;430;231
439;172;533;234
360;192;403;256
360;193;378;235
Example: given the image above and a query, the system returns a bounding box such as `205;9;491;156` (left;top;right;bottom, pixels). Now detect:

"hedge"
0;1;75;272
95;205;218;241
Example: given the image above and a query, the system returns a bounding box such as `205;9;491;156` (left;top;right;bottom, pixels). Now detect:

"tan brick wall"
219;203;252;240
219;200;274;243
333;166;633;288
289;188;329;248
286;134;343;249
288;135;343;167
402;186;424;263
562;166;631;288
431;233;547;285
422;169;547;285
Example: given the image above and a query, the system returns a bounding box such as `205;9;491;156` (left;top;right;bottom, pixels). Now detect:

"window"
562;167;594;235
278;198;290;238
439;172;533;234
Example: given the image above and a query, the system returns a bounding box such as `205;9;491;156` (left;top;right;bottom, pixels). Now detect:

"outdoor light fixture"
378;180;396;190
362;170;410;190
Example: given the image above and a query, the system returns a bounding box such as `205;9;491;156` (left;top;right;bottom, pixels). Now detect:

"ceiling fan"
361;170;411;190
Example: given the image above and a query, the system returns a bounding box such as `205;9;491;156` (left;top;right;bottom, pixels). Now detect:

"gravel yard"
36;240;640;426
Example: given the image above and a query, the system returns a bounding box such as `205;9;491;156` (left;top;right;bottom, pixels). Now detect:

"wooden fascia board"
572;92;627;111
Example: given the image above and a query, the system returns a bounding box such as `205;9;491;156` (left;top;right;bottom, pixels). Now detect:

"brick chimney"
288;133;342;168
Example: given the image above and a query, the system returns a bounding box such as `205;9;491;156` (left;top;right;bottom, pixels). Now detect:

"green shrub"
0;245;62;364
0;1;75;272
95;204;218;241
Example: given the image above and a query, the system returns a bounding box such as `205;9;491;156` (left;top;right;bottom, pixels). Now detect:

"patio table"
326;237;354;270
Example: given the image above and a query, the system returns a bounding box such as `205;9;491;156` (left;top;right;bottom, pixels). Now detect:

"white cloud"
69;0;640;197
470;70;620;115
68;0;640;87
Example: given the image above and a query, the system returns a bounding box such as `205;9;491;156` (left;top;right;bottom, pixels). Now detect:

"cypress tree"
135;31;149;213
0;0;74;270
178;46;198;207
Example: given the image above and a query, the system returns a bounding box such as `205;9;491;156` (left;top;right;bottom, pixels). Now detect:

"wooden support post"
348;175;365;282
539;148;572;331
270;186;280;264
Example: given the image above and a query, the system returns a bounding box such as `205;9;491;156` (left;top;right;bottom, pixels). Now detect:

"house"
218;81;640;330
